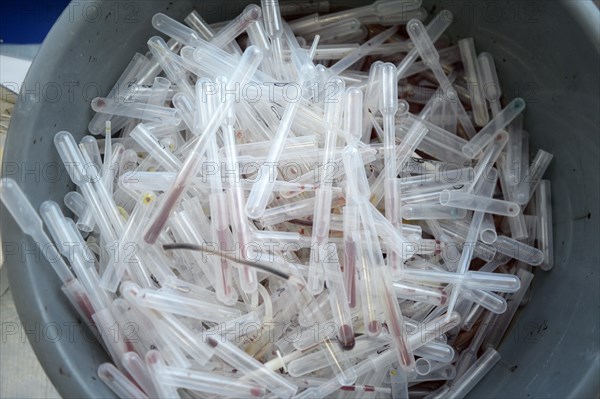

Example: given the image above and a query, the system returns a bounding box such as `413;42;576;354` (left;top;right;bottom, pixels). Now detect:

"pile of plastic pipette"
0;1;556;397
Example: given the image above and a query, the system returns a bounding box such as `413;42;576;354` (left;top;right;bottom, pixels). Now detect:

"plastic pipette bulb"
396;10;453;80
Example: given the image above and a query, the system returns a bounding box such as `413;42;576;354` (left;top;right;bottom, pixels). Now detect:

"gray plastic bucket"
1;1;598;397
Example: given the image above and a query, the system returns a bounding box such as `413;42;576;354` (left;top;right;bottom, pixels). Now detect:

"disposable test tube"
536;180;554;270
523;149;554;204
98;363;149;399
209;4;262;49
445;348;501;399
505;116;524;186
462;98;526;158
482;268;534;350
400;269;520;293
494;235;544;265
121;352;159;399
477;52;502;116
458;38;489;126
91;97;182;126
439;189;520;217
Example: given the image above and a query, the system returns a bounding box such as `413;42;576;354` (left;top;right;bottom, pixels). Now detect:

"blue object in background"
0;1;70;43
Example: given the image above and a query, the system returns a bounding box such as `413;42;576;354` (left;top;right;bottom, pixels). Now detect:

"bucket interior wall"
1;1;598;397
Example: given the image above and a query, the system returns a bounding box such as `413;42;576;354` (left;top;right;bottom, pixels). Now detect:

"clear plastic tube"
512;129;531;204
261;0;286;80
145;350;182;398
121;352;159;399
91;97;182;126
401;269;520;293
479;213;498;244
470;134;505;192
494;235;544;265
414;342;455;364
458;38;488;126
403;204;468;220
370;120;429;205
439;189;520;217
536;180;554;270
482;268;534;350
504;116;524;186
159;365;266;397
129;124;181;172
393;280;447;306
462;98;526;158
210;4;262;49
64;191;95;232
98;363;149;399
477;52;502;116
446;348;501;399
523;149;553;204
329;27;397;75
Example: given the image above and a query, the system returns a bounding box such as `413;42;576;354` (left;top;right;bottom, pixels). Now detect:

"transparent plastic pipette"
462;98;526;158
218;85;259;294
245;61;315;219
342;88;415;371
143;46;263;244
328;27;397;76
445;167;499;318
406;19;477;138
98;363;148;399
261;0;286;80
380;63;404;271
0;178;75;284
458;38;489;126
439;189;520;217
369;120;429;206
54;132;123;245
307;77;345;294
396;10;453;80
536;180;554;270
